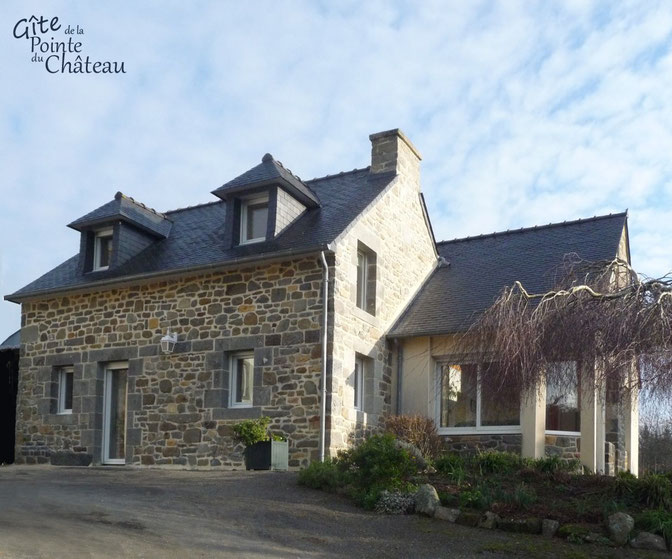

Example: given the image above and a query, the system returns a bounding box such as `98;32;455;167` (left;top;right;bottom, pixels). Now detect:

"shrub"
639;474;672;510
231;416;273;447
435;453;467;485
474;451;523;475
459;488;485;509
298;459;346;491
338;434;420;491
383;415;443;459
635;509;672;548
512;483;537;510
531;455;580;474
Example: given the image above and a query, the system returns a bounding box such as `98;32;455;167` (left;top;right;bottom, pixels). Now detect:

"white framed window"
240;195;269;244
93;227;113;270
230;352;254;408
356;243;376;315
353;356;365;411
57;367;74;415
436;361;521;434
545;361;581;435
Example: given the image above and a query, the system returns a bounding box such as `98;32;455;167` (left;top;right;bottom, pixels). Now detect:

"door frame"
102;361;128;465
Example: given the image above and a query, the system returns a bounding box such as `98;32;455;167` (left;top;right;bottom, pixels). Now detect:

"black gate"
0;350;19;464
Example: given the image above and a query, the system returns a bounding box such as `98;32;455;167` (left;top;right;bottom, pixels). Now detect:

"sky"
1;1;672;341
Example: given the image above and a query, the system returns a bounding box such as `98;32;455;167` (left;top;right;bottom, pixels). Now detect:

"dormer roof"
212;154;320;208
68;192;172;238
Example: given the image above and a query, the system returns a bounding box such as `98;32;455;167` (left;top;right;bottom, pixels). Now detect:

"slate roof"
68;192;172;238
212;154;320;207
0;330;20;351
388;213;628;338
6;168;394;302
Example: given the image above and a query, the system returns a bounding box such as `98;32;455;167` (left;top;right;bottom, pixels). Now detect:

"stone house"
5;128;638;472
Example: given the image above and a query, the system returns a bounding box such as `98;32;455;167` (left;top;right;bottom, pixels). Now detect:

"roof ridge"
437;211;628;245
270;155;306;185
115;191;169;220
306;166;371;183
164;199;223;215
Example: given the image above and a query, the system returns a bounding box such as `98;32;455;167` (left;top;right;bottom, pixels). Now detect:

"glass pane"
107;369;127;460
353;359;362;408
99;236;112;267
546;362;580;432
356;251;366;309
235;357;253;404
247;203;268;240
480;362;520;426
64;372;73;411
440;363;477;428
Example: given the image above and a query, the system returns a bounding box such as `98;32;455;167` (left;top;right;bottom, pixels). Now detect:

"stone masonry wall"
328;138;437;453
544;434;580;461
442;434;522;455
16;256;325;469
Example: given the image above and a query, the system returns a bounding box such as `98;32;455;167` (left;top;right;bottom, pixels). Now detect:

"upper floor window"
240;195;269;244
93;228;113;270
230;352;254;408
356;243;377;315
58;367;74;414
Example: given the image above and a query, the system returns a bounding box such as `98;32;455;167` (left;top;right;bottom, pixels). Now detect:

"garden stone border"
414;485;671;553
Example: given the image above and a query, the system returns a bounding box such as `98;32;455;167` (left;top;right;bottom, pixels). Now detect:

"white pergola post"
521;379;546;459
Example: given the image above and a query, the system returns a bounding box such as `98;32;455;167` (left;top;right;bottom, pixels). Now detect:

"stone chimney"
369;128;422;179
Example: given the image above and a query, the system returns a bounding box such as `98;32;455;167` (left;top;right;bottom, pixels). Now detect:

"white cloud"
1;0;672;339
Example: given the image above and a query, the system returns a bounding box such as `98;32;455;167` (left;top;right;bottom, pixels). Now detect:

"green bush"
615;473;672;510
298;459;347;491
531;455;580;474
232;416;272;447
338;434;419;490
474;451;523;475
435;453;467;485
635;509;672;547
459;488;485;509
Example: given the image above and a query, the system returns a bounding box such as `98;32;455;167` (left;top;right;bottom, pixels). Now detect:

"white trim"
240;195;269;245
57;367;73;415
102;362;128;465
229;351;254;408
93;227;113;271
545;430;581;437
435;360;522;433
354;355;364;411
356;249;368;310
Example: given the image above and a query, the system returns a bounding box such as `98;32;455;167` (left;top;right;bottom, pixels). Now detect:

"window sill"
57;410;73;415
239;238;264;246
545;430;581;437
438;427;522;436
351;305;379;327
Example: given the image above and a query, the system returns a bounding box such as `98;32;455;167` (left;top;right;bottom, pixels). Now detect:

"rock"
395;440;427;470
455;511;481;527
414;484;440;516
479;511;500;530
630;531;667;551
542;519;559;538
585;532;611;545
607;512;634;546
434;506;460;523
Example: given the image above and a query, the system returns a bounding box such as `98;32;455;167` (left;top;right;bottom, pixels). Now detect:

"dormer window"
93;228;113;270
240;195;269;244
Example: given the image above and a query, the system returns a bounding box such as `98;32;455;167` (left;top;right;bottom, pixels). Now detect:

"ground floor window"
57;367;73;414
545;361;581;434
437;361;521;433
230;352;254;407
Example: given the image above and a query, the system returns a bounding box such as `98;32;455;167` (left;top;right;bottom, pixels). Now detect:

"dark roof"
7;168;394;302
0;330;20;351
389;213;628;338
212;154;320;208
68;192;172;238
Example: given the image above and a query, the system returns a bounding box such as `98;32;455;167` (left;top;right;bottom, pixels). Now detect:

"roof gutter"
5;244;334;304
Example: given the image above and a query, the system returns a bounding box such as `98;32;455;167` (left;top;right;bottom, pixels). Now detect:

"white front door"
102;363;128;465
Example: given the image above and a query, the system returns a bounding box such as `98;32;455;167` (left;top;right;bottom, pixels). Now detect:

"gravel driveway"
0;466;661;558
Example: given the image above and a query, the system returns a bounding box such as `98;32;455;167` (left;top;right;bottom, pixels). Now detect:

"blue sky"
1;1;672;341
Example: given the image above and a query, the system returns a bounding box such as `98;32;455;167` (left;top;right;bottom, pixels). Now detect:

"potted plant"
232;416;288;471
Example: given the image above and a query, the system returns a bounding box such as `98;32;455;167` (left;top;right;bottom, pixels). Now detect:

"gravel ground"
0;466;663;559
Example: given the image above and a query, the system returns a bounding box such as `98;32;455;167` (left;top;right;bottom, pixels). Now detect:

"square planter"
244;440;289;471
